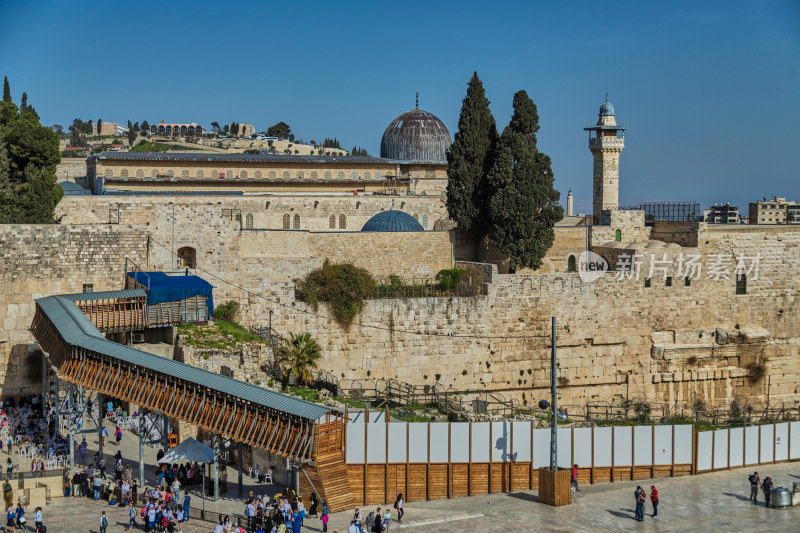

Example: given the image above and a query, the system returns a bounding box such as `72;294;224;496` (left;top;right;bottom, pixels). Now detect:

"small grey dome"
599;95;615;116
380;108;451;163
361;210;424;232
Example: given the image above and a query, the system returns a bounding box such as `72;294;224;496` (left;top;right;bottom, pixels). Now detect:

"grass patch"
391;409;434;423
177;320;268;349
288;386;321;402
130;141;195;153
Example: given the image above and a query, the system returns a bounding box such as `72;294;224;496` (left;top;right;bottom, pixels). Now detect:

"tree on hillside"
2;77;10;102
446;72;498;240
486;90;562;270
210;121;220;133
267;121;290;139
19;93;27;113
276;332;322;388
0;79;63;223
126;121;136;145
350;146;369;156
140;120;149;134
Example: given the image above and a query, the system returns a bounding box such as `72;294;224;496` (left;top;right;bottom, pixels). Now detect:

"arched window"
181;169;189;178
196;170;204;178
310;171;318;179
227;169;233;179
240;170;248;179
337;171;345;179
135;169;144;178
351;171;358;180
167;169;175;177
363;172;371;180
104;169;113;178
151;169;159;178
177;246;196;269
212;170;219;178
567;255;577;272
297;171;304;179
324;171;332;180
422;213;428;228
293;214;300;229
615;229;622;242
329;214;336;229
339;214;346;229
254;170;262;179
282;171;290;179
120;168;129;178
245;214;253;229
282;214;290;229
413;213;419;221
268;171;276;179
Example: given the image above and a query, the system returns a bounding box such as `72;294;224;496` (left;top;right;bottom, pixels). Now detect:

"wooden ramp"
301;451;354;513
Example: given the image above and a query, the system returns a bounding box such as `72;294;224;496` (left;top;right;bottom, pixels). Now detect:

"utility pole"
550;316;558;472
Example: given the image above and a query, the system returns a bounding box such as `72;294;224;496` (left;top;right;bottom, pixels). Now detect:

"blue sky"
1;0;798;213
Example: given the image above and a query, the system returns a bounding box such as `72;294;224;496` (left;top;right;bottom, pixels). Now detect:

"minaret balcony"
589;136;625;150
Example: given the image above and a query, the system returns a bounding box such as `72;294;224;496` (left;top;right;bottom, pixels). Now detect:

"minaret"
566;190;574;217
584;95;626;224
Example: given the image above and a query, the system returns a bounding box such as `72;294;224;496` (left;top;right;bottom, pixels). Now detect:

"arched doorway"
177;247;197;269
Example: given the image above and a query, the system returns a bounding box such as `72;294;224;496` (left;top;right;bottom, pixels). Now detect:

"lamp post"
549;316;557;471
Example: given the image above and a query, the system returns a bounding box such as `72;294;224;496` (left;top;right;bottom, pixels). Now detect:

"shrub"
295;259;376;324
435;269;464;290
748;363;766;383
214;300;240;322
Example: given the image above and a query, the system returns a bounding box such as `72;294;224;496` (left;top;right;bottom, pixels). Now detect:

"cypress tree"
2;77;10;103
487;90;563;270
20;93;27;113
446;72;498;238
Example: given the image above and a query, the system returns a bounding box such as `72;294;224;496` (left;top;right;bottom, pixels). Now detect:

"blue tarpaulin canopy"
127;271;214;315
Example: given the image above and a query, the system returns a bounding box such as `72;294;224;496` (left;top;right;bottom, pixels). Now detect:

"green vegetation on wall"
296;259;377;324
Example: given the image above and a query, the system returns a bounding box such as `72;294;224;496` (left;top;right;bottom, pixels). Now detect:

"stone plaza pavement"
20;459;800;532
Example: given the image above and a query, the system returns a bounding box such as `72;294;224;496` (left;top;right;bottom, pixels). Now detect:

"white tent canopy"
159;437;214;464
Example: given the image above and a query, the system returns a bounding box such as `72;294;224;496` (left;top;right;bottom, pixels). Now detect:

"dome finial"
416;92;419;109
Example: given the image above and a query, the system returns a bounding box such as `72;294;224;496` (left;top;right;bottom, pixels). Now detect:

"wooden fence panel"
347;465;364;506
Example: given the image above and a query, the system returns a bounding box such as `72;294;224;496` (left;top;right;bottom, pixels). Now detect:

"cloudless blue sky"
1;1;798;213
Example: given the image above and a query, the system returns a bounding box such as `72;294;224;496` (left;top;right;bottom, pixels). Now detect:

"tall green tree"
487;90;562;270
446;72;499;238
126;120;136;145
0;79;62;223
2;77;10;103
276;332;322;388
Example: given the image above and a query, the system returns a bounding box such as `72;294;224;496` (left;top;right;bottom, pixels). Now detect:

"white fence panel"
791;422;800;460
760;425;774;463
745;426;759;465
450;423;469;463
697;431;712;471
512;422;531;462
653;426;673;465
471;423;490;462
729;427;744;467
429;423;449;463
572;428;592;466
388;423;407;463
775;423;789;462
408;423;428;463
713;429;728;470
347;423;365;463
533;429;551;468
558;427;572;468
613;427;633;466
634;426;653;466
593;427;612;467
674;425;693;464
366;423;386;463
492;422;512;462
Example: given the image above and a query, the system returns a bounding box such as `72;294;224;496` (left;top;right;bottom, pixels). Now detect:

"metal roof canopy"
34;293;330;421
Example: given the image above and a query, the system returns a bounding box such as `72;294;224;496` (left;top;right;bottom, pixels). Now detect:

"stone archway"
177;246;197;269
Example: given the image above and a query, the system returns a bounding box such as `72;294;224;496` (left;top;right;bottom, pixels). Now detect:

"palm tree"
276;332;321;388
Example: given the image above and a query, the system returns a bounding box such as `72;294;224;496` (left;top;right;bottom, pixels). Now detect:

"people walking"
33;506;42;532
572;464;579;491
126;501;137;531
393;494;403;523
99;511;108;533
748;471;761;504
650;486;659;517
5;505;16;533
13;504;23;529
763;476;774;508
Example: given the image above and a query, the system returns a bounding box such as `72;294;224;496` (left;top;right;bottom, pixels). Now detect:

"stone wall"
55;158;88;181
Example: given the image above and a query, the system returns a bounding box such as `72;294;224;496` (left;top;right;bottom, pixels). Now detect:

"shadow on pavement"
507;492;540;503
606;509;636;520
723;492;752;502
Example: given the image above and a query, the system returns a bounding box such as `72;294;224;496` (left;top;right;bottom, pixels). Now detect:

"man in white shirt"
348;520;359;533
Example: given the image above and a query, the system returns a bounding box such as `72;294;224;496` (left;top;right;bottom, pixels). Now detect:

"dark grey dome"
361;210;424;232
380;108;451;163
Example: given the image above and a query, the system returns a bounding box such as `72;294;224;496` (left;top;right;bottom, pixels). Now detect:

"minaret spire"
415;92;419;109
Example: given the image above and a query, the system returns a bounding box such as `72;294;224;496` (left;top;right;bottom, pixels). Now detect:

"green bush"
295;260;376;324
214;300;240;322
435;269;464;290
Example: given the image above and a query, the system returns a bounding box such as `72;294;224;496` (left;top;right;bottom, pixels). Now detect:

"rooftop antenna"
416;92;419;109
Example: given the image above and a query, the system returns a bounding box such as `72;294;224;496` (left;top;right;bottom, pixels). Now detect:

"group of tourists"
748;471;777;507
633;485;658;521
